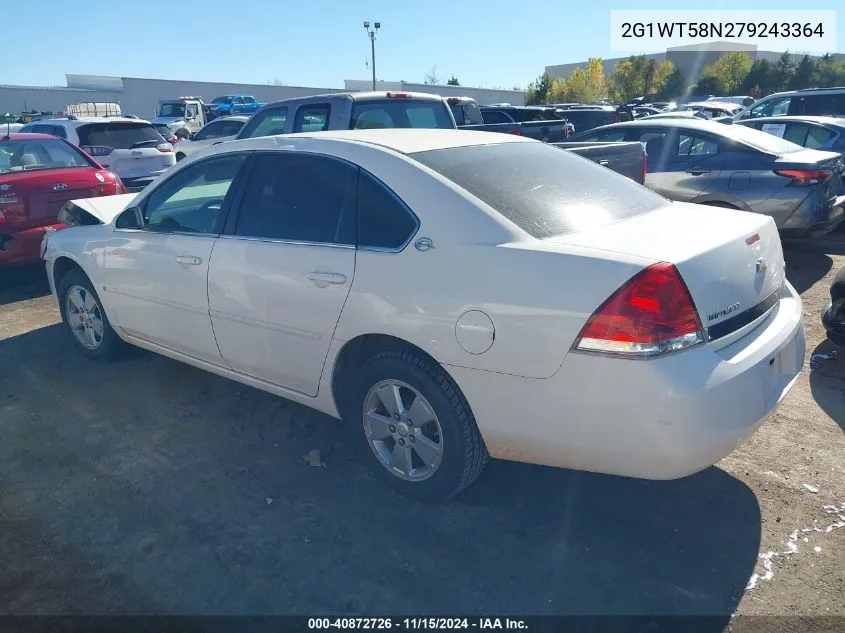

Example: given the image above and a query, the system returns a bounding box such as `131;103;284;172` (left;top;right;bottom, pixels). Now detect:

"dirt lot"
0;241;843;627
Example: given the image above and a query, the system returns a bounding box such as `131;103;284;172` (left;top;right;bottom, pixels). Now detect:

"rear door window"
796;94;845;116
481;110;510;124
350;100;454;130
219;120;245;136
293;105;331;133
411;141;664;238
238;107;289;138
194;121;227;141
76;122;162;151
357;171;418;250
234;153;356;245
747;96;792;118
678;133;719;157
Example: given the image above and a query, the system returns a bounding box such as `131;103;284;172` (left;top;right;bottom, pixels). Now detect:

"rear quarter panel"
321;141;653;379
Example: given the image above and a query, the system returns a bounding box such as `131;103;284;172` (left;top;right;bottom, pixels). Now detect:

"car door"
643;128;723;201
207;151;357;396
104;153;249;363
190;120;227;150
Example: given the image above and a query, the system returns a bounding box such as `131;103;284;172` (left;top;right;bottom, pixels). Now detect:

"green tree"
525;73;551;105
608;55;648;102
775;52;795;91
695;52;754;95
446;75;460;86
789;55;816;90
642;58;658;96
812;54;845;88
658;67;687;100
740;59;779;96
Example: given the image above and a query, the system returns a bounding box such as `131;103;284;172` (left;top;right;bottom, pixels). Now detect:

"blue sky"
6;1;843;90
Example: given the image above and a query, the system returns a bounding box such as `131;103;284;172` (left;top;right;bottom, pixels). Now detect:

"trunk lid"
548;202;786;341
0;169;101;228
775;149;845;203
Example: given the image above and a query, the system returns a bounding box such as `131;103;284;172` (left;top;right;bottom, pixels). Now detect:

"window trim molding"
357;168;420;253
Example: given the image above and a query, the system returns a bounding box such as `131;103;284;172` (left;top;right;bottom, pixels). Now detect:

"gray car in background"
570;118;845;237
735;116;845;157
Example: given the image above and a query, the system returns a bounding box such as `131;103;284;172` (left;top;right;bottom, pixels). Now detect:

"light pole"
363;21;380;90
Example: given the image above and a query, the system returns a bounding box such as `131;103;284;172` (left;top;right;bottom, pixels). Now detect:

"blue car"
207;95;264;119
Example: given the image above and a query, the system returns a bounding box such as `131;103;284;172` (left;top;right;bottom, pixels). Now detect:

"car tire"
58;269;124;362
351;349;489;501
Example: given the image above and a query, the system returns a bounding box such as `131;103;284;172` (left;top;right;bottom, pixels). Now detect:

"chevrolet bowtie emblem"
756;258;768;274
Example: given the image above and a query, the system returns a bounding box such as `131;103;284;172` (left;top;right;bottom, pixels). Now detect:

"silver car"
571;118;845;237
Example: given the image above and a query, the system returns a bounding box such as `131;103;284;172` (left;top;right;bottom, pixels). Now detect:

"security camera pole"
363;21;381;91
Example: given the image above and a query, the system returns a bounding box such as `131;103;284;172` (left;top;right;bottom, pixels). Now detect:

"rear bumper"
446;283;805;480
781;193;845;237
0;223;64;266
822;302;845;347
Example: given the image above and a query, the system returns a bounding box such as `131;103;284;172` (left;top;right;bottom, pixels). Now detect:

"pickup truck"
207;94;265;120
478;105;572;142
236;91;457;139
151;97;207;139
555;141;647;184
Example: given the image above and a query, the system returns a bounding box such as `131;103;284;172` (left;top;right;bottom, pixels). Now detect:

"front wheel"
351;349;489;500
58;269;124;361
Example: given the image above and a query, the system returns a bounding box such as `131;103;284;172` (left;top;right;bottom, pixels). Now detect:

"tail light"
114;176;127;194
774;169;831;186
82;145;113;157
0;193;25;224
386;92;411;99
642;151;648;183
510;128;523;136
167;135;178;145
574;262;704;358
156;143;174;153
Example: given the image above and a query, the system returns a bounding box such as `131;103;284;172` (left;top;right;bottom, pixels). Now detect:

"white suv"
19;117;176;191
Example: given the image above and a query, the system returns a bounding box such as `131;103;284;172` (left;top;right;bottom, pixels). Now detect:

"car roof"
597;118;730;132
736;115;845;127
1;132;62;141
236;128;533;155
261;91;444;109
209;115;249;122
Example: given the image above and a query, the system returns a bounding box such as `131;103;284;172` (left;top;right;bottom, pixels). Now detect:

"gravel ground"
0;241;842;628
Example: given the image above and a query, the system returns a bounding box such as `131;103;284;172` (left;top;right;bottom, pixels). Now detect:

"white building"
0;74;526;119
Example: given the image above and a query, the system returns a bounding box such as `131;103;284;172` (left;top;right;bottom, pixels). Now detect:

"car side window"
244;97;256;105
357;171;418;250
234;153;356;245
748;96;791;118
186;104;199;118
481;110;508;124
239;107;289;138
234;97;244;105
292;105;331;133
194;121;224;141
678;133;718;157
593;130;626;142
141;154;246;234
220;120;244;136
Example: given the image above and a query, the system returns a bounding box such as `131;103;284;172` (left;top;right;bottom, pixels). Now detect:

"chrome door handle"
598;160;610;167
307;271;347;287
176;255;202;266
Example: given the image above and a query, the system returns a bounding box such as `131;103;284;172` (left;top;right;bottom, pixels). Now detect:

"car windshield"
158;103;186;117
76;122;164;150
410;142;665;238
212;97;232;104
0;138;95;174
722;123;805;154
351;99;454;129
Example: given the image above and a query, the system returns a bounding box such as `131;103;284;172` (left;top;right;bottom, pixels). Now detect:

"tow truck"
151;96;207;139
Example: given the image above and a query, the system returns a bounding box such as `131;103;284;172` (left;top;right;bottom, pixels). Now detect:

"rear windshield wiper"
130;139;161;149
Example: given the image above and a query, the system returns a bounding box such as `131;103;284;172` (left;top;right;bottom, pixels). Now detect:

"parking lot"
0;238;843;621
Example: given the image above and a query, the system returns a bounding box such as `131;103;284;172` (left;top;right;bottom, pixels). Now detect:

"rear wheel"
58;269;124;361
351;349;489;500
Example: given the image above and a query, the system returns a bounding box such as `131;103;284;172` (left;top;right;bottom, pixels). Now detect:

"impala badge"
708;302;741;322
756;258;768;274
53;183;68;191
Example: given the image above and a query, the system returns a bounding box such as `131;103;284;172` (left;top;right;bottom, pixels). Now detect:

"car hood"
68;193;138;224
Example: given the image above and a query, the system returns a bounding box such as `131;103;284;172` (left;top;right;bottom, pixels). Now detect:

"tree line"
525;52;845;106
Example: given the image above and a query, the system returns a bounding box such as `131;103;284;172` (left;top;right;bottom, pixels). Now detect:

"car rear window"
722;123;804;154
0;138;95;174
76;122;163;150
506;109;562;122
351;99;454;130
560;110;615;132
410;142;664;238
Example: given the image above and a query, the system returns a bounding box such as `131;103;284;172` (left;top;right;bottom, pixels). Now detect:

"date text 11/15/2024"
308;618;528;630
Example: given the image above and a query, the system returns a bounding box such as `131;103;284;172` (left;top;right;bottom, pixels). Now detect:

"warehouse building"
545;42;824;87
0;74;525;119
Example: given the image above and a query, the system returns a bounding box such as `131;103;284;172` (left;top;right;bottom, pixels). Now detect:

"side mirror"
115;207;143;229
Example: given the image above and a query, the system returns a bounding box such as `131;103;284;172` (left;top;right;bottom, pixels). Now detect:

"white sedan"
42;129;806;500
173;115;248;161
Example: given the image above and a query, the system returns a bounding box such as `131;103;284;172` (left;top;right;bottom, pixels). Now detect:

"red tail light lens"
511;128;523;136
574;262;704;358
642;151;648;183
0;199;25;223
386;92;411;99
774;169;831;186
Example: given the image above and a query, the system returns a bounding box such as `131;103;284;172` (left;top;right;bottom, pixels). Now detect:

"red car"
0;133;126;266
